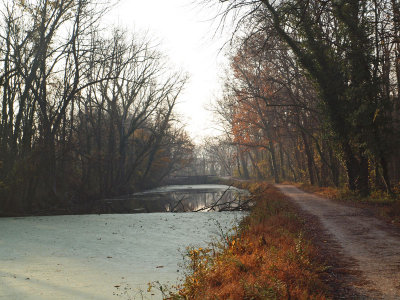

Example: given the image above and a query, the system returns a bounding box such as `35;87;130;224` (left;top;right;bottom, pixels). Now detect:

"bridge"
165;175;218;185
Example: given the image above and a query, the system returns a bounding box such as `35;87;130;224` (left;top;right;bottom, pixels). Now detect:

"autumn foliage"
168;183;329;299
213;0;400;196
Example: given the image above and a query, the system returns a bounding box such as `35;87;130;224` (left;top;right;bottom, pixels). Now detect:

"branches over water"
0;0;194;214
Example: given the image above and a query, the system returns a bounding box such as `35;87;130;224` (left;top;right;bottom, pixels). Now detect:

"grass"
162;182;330;300
297;183;400;225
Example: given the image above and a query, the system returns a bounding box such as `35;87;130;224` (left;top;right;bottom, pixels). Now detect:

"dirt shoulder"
276;184;400;299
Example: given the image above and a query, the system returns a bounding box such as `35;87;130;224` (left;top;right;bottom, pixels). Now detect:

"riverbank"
166;182;332;299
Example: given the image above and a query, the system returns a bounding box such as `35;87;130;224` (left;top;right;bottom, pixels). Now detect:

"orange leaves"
170;183;329;300
232;97;265;147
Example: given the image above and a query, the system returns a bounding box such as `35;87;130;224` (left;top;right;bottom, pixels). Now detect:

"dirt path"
276;184;400;299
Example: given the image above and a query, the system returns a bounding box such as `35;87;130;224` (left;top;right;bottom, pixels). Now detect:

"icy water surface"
0;212;245;299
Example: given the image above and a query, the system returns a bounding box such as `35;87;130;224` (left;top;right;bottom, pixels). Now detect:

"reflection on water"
164;189;246;212
103;185;250;213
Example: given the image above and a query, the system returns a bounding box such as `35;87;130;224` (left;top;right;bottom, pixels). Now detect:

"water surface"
0;212;245;299
105;184;249;213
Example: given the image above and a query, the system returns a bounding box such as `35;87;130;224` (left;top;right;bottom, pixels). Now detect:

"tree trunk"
268;140;280;183
301;131;315;185
279;142;286;180
343;143;370;196
239;149;249;179
248;151;263;179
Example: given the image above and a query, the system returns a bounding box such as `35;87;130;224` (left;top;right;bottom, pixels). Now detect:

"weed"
166;182;330;300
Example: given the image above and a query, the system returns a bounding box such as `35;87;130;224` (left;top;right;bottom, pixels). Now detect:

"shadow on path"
276;184;400;300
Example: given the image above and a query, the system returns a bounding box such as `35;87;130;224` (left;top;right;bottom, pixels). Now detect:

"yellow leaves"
373;108;380;122
147;282;152;293
191;277;199;285
188;247;210;257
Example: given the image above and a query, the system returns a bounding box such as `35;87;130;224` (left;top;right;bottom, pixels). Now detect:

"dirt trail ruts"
276;184;400;299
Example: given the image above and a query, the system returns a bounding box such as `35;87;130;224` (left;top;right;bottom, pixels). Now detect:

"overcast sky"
104;0;234;143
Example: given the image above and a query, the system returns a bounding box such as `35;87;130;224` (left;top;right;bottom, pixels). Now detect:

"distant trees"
215;31;340;186
0;0;193;214
209;0;400;194
195;137;237;177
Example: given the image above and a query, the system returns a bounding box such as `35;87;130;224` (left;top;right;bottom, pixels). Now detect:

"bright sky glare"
105;0;234;143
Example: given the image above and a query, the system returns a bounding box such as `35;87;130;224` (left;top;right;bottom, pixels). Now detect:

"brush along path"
276;184;400;299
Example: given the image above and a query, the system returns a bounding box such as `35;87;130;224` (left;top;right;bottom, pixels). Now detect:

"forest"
1;0;400;215
200;0;400;197
0;0;193;214
1;0;400;299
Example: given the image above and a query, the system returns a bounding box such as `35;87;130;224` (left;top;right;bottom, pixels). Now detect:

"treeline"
0;0;193;214
206;0;400;195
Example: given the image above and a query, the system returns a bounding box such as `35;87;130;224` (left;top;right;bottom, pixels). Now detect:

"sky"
104;0;234;143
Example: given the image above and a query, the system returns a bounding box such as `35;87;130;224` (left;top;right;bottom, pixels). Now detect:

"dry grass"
165;182;330;300
296;183;400;225
294;183;339;199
